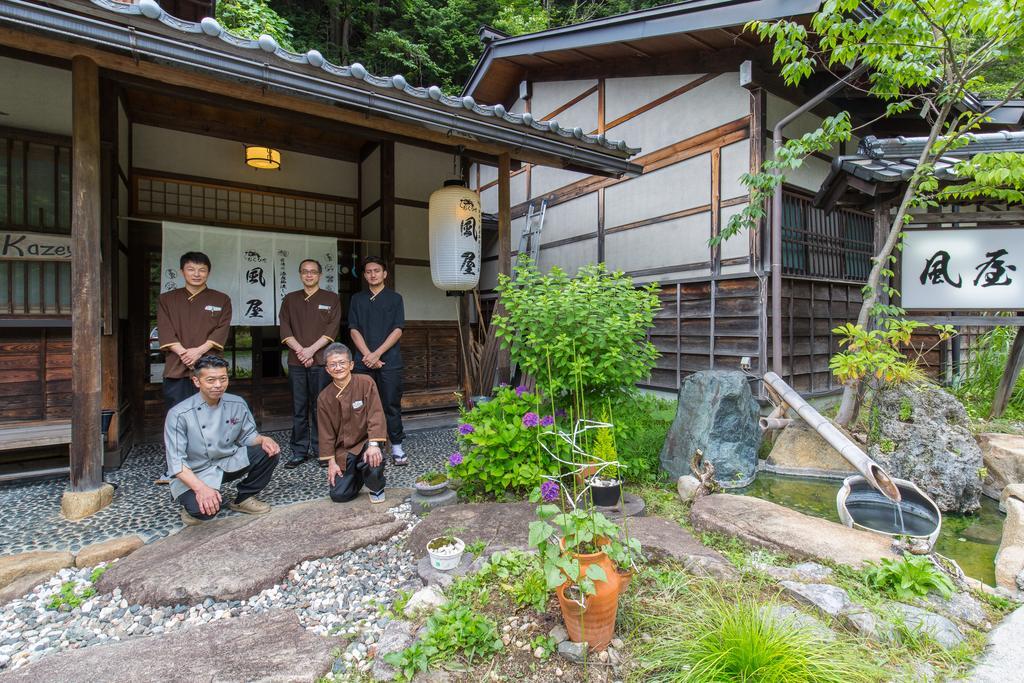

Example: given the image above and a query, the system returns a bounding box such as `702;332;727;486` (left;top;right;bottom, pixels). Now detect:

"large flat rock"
406;502;724;565
968;605;1024;682
690;494;897;568
97;496;407;605
0;610;333;683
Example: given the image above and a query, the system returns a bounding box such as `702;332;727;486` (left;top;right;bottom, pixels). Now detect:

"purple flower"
515;385;529;397
458;423;475;435
555;409;567;418
540;415;554;427
541;480;560;502
448;452;463;467
522;412;540;428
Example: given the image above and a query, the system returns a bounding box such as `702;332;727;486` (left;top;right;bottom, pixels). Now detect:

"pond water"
739;473;1005;586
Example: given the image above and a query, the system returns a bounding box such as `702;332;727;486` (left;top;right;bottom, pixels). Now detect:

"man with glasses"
278;259;341;469
164;355;281;525
348;256;407;466
317;343;387;504
156;251;232;484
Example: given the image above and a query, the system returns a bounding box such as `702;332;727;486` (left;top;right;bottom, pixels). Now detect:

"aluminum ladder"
516;199;547;268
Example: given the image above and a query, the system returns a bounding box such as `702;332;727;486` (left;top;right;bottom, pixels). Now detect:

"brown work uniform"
317;374;387;470
157;287;232;379
278;288;341;365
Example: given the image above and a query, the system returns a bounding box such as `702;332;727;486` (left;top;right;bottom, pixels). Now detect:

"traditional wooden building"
463;0;1021;398
0;0;640;492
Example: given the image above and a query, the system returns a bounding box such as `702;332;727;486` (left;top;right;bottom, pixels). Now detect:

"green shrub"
952;326;1024;420
383;603;503;681
864;555;955;601
604;389;676;483
492;260;660;396
450;386;562;496
47;581;96;611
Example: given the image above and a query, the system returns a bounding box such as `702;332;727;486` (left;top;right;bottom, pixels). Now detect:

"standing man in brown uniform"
279;258;341;469
317;342;388;503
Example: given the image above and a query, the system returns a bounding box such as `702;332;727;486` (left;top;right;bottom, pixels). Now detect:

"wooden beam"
907;210;1024;224
749;87;765;271
711;146;721;274
992;328;1024;419
602;74;717;133
70;55;103;492
496;152;512;384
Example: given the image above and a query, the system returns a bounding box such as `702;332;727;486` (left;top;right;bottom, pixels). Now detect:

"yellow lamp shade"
245;145;281;170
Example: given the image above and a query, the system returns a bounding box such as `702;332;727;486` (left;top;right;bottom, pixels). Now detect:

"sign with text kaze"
0;231;72;260
902;227;1022;310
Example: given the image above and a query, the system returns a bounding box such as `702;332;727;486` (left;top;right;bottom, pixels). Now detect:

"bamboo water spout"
762;372;901;503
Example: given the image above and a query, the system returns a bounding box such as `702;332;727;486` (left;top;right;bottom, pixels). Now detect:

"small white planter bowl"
426;536;466;571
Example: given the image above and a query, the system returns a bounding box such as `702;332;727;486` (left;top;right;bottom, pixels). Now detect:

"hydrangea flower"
458;423;475;435
522;412;540;428
540;415;554;427
448;452;463;467
541;480;560;502
515;385;529;397
555;408;567;418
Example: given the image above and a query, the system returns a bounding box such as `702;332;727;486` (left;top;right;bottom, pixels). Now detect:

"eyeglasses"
326;360;351;369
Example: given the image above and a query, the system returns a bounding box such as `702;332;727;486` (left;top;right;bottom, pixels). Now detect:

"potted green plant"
414;470;449;497
426;535;465;571
587;421;622;507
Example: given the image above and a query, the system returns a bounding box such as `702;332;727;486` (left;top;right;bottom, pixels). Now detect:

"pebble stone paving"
0;426;456;556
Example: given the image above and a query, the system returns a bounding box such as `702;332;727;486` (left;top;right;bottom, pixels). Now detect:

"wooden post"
70;55;103;493
992;328;1024;419
495;152;512;384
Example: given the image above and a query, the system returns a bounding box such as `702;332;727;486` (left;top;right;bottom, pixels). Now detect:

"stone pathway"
0;610;334;682
968;604;1024;682
0;426;454;556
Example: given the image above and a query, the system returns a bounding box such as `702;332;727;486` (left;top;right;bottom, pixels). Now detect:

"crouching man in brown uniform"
317;342;388;504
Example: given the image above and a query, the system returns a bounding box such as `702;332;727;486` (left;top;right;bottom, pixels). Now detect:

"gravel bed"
0;503;421;675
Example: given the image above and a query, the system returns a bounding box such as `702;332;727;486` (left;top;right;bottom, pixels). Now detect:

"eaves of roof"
0;0;642;176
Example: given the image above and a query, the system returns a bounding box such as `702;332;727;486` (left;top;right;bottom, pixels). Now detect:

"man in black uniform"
347;256;407;465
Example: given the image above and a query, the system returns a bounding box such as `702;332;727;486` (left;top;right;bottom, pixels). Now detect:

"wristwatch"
367;441;382;448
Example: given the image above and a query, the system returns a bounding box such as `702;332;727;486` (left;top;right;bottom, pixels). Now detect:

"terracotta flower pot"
617;568;634;594
555;547;621;651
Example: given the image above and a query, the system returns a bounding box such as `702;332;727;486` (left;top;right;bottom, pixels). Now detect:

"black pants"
355;367;404;445
288;365;328;457
329;447;386;502
176;446;278;520
162;377;197;413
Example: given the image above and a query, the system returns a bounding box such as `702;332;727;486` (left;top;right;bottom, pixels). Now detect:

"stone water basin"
740;473;1005;585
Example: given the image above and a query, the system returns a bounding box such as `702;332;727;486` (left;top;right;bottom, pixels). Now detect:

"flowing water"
739;473;1005;585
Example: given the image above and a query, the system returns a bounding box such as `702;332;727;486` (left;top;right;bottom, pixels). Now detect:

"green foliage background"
214;0;676;92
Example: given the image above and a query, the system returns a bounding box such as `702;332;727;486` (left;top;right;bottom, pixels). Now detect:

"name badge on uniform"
204;305;222;312
318;304;331;311
352;400;364;409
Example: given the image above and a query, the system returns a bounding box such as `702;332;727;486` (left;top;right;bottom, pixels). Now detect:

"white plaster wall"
538;238;597;277
605;73;705;122
605;154;711;228
396;143;453;201
720;202;751;261
541;92;598;132
532;80;597;119
720;140;750;200
604;211;711;274
511;170;528;207
479;163;498;187
362;209;381;257
606;74;747;156
785;156;832;193
395;205;427;259
395;265;458;320
133;125;358;197
481;185;497;214
531;165;588;198
362;147;380;209
542;194;599;243
0;57;71;136
765;93;840;192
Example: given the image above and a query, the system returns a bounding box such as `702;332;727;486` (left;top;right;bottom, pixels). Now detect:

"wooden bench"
0;420;72;482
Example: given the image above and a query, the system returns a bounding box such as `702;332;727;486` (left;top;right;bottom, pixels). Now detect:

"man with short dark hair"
164;355;281;525
348;256;407;465
317;343;387;504
156;251;232;484
278;258;341;469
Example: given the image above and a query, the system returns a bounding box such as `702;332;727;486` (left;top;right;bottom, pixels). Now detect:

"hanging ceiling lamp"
245;145;281;170
429;179;482;292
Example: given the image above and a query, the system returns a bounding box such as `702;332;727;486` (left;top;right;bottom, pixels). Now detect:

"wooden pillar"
992;328;1024;419
69;55;103;493
495;152;512;384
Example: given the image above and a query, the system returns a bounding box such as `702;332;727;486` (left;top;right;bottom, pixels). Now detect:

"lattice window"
781;192;874;282
134;174;356;236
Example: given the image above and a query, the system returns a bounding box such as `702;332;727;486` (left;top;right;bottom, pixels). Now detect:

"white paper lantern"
429;180;482;291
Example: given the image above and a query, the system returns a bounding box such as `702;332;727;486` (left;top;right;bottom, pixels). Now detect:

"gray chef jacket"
164;392;260;500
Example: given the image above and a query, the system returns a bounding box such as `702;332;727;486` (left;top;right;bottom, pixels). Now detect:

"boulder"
0;551;73;589
978;433;1024;499
888;603;966;650
867;384;983;513
995;486;1024;594
417;554;485;589
0;571;52;606
779;581;851;618
372;620;415;682
919;590;990;630
0;610;334;682
97;497;407;605
763;605;835;641
403;586;446;617
676;475;702;503
75;535;144;568
765;422;857;476
660;371;760;488
968;604;1024;683
690;494;897;568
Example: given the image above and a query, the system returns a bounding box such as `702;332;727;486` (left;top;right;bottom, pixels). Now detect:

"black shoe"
284;454;307;469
